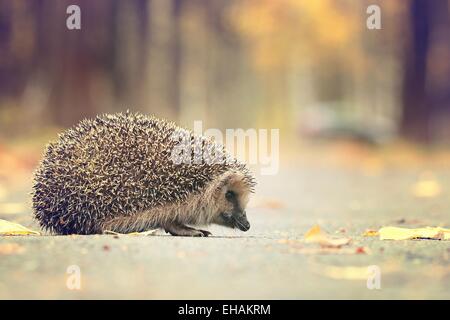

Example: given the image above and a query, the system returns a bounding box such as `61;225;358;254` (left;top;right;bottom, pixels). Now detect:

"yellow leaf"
362;229;379;237
412;177;441;198
104;229;158;236
128;229;158;236
378;226;450;241
304;224;351;248
0;219;40;236
304;224;322;239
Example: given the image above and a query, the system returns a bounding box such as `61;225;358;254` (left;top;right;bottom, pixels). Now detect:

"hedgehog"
32;112;256;236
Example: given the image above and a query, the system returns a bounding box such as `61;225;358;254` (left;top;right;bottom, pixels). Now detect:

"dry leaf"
412;176;441;198
127;229;158;236
304;224;351;248
362;229;379;237
104;230;121;235
0;243;25;255
379;226;450;240
104;229;158;236
278;235;365;255
355;246;370;254
0;219;40;236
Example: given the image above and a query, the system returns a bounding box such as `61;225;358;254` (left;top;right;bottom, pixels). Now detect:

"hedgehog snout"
220;210;250;231
234;211;250;231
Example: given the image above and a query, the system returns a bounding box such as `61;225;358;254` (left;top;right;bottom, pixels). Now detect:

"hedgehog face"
212;173;251;231
220;190;250;231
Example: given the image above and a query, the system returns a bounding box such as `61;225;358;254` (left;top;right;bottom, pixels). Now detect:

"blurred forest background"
0;0;449;178
2;1;450;300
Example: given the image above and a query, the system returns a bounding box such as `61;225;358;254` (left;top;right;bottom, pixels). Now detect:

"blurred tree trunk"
113;0;148;110
35;0;116;127
144;0;182;119
178;0;209;125
400;0;450;143
400;0;431;142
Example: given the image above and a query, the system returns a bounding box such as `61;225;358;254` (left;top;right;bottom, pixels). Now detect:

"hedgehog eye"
222;212;232;219
225;190;235;202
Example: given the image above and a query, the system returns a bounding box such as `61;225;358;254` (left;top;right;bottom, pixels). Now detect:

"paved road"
1;165;449;299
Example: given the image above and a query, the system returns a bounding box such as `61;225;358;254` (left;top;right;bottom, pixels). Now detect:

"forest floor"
0;141;449;299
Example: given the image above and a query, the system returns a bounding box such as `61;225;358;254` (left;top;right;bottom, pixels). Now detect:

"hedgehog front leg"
183;225;212;237
164;223;211;237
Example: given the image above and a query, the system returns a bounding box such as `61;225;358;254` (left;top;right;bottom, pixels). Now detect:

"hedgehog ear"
213;171;242;194
214;173;232;194
207;172;232;199
210;171;250;201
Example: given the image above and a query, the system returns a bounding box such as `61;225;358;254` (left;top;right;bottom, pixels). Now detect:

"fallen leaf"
412;175;441;198
127;229;158;236
378;226;450;240
0;243;25;255
355;246;369;254
104;230;120;235
304;225;351;248
278;238;366;255
362;229;379;237
104;229;158;236
0;219;40;236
